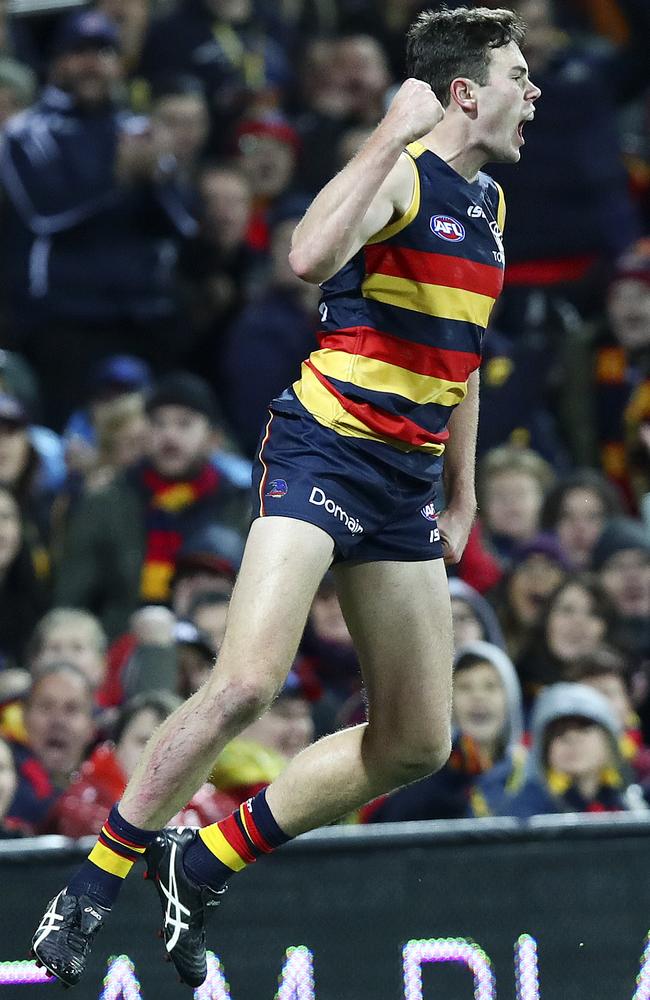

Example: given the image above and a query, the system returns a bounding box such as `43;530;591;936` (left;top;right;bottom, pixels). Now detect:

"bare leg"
119;517;334;828
265;557;453;834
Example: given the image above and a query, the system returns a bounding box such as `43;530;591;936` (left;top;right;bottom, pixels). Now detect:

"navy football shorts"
251;407;444;564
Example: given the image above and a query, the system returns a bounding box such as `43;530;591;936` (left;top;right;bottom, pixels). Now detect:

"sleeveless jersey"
272;142;506;481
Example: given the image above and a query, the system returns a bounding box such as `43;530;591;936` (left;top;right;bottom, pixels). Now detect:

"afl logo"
430;215;466;242
420;502;438;522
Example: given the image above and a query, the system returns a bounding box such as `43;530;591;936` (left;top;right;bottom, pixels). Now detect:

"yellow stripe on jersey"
494;181;506;234
366;153;420;245
88;842;134;879
361;273;496;327
311;349;468;407
199;825;248;872
293;363;446;455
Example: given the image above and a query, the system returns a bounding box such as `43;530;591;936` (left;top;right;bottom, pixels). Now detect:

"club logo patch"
420;502;438;522
265;479;288;498
430;215;465;242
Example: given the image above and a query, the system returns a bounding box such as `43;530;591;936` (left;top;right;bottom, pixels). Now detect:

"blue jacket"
0;86;198;330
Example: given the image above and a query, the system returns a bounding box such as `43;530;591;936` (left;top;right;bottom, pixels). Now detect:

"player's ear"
450;77;477;115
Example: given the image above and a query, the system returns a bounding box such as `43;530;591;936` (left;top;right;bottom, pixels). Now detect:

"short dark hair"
406;6;526;108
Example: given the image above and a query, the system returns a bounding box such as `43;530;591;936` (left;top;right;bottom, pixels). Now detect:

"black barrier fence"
2;815;650;1000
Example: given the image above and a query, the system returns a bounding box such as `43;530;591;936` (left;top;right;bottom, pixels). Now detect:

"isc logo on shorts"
430;215;465;242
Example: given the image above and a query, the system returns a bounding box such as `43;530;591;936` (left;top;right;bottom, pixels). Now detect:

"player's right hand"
381;78;445;145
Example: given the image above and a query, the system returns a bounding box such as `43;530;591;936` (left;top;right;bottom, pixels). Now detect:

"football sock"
183;788;290;891
66;803;158;908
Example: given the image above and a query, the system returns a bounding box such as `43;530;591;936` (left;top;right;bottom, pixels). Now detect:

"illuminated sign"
2;934;650;998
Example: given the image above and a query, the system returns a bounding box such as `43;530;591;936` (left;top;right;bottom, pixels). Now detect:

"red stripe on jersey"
317;326;480;382
305;361;450;449
364;245;503;298
218;814;257;864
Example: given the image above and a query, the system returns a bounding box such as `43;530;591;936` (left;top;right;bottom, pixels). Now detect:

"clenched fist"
381;78;445;146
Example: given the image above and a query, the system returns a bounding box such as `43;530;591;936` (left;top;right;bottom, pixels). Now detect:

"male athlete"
31;7;540;988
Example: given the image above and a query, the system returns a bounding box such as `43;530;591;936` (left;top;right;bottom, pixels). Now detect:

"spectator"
0;392;56;568
489;0;648;314
149;75;210;183
593;240;650;508
95;0;151;75
9;663;96;828
180;162;266;362
488;533;569;661
335;34;392;126
365;642;525;822
293;38;356;195
592;517;650;659
0;734;27;837
48;690;181;838
0;10;199;428
237;668;316;761
54;371;248;637
28;608;108;695
175;620;216;700
448;578;506;650
478;445;556;566
540;469;624;570
221;194;320;455
0;485;49;667
138;0;292;152
517;574;618;705
63;354;152;476
232;113;301;252
300;573;360;705
0;57;36;128
568;647;650;782
187;591;229;653
171;522;243;616
499;683;645;816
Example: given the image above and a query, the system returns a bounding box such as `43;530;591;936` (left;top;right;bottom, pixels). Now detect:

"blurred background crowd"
0;0;648;839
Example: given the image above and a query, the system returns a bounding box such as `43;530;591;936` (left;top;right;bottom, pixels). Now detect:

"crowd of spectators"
0;0;648;839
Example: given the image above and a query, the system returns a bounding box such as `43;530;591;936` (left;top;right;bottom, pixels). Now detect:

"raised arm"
288;79;444;285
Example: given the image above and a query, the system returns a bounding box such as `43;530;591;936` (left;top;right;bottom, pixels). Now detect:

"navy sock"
184;789;290;891
67;804;158;909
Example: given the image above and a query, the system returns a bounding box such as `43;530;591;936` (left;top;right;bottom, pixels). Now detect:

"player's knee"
385;731;452;788
204;673;278;727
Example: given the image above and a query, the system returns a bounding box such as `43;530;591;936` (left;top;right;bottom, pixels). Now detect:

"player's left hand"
437;505;476;565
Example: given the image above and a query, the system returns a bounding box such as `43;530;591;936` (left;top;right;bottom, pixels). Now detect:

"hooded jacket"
365;641;525;823
496;682;646;817
448;580;507;651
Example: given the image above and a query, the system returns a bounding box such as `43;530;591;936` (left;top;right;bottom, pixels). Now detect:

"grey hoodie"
529;682;623;783
448;578;506;651
453;639;524;751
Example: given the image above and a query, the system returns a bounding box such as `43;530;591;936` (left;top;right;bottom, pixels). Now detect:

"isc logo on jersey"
430;215;465;242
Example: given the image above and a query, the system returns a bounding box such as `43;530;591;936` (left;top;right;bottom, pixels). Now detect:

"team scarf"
138;463;222;602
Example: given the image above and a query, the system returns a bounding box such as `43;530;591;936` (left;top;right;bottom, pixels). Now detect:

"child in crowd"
364;641;526;822
495;683;646;817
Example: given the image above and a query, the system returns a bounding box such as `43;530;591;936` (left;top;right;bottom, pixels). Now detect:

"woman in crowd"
517;574;618;706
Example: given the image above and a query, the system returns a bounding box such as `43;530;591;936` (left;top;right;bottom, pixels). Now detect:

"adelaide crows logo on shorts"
430;215;465;242
420;502;437;521
265;479;288;498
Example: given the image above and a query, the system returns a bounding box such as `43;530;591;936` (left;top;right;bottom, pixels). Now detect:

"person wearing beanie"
496;682;646;817
592;516;650;660
0;11;199;429
592;239;650;510
54;372;248;638
364;641;526;822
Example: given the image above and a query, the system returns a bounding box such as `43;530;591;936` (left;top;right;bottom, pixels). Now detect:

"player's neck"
418;121;487;183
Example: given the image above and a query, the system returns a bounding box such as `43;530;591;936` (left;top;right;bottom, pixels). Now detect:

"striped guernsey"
273;141;506;481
